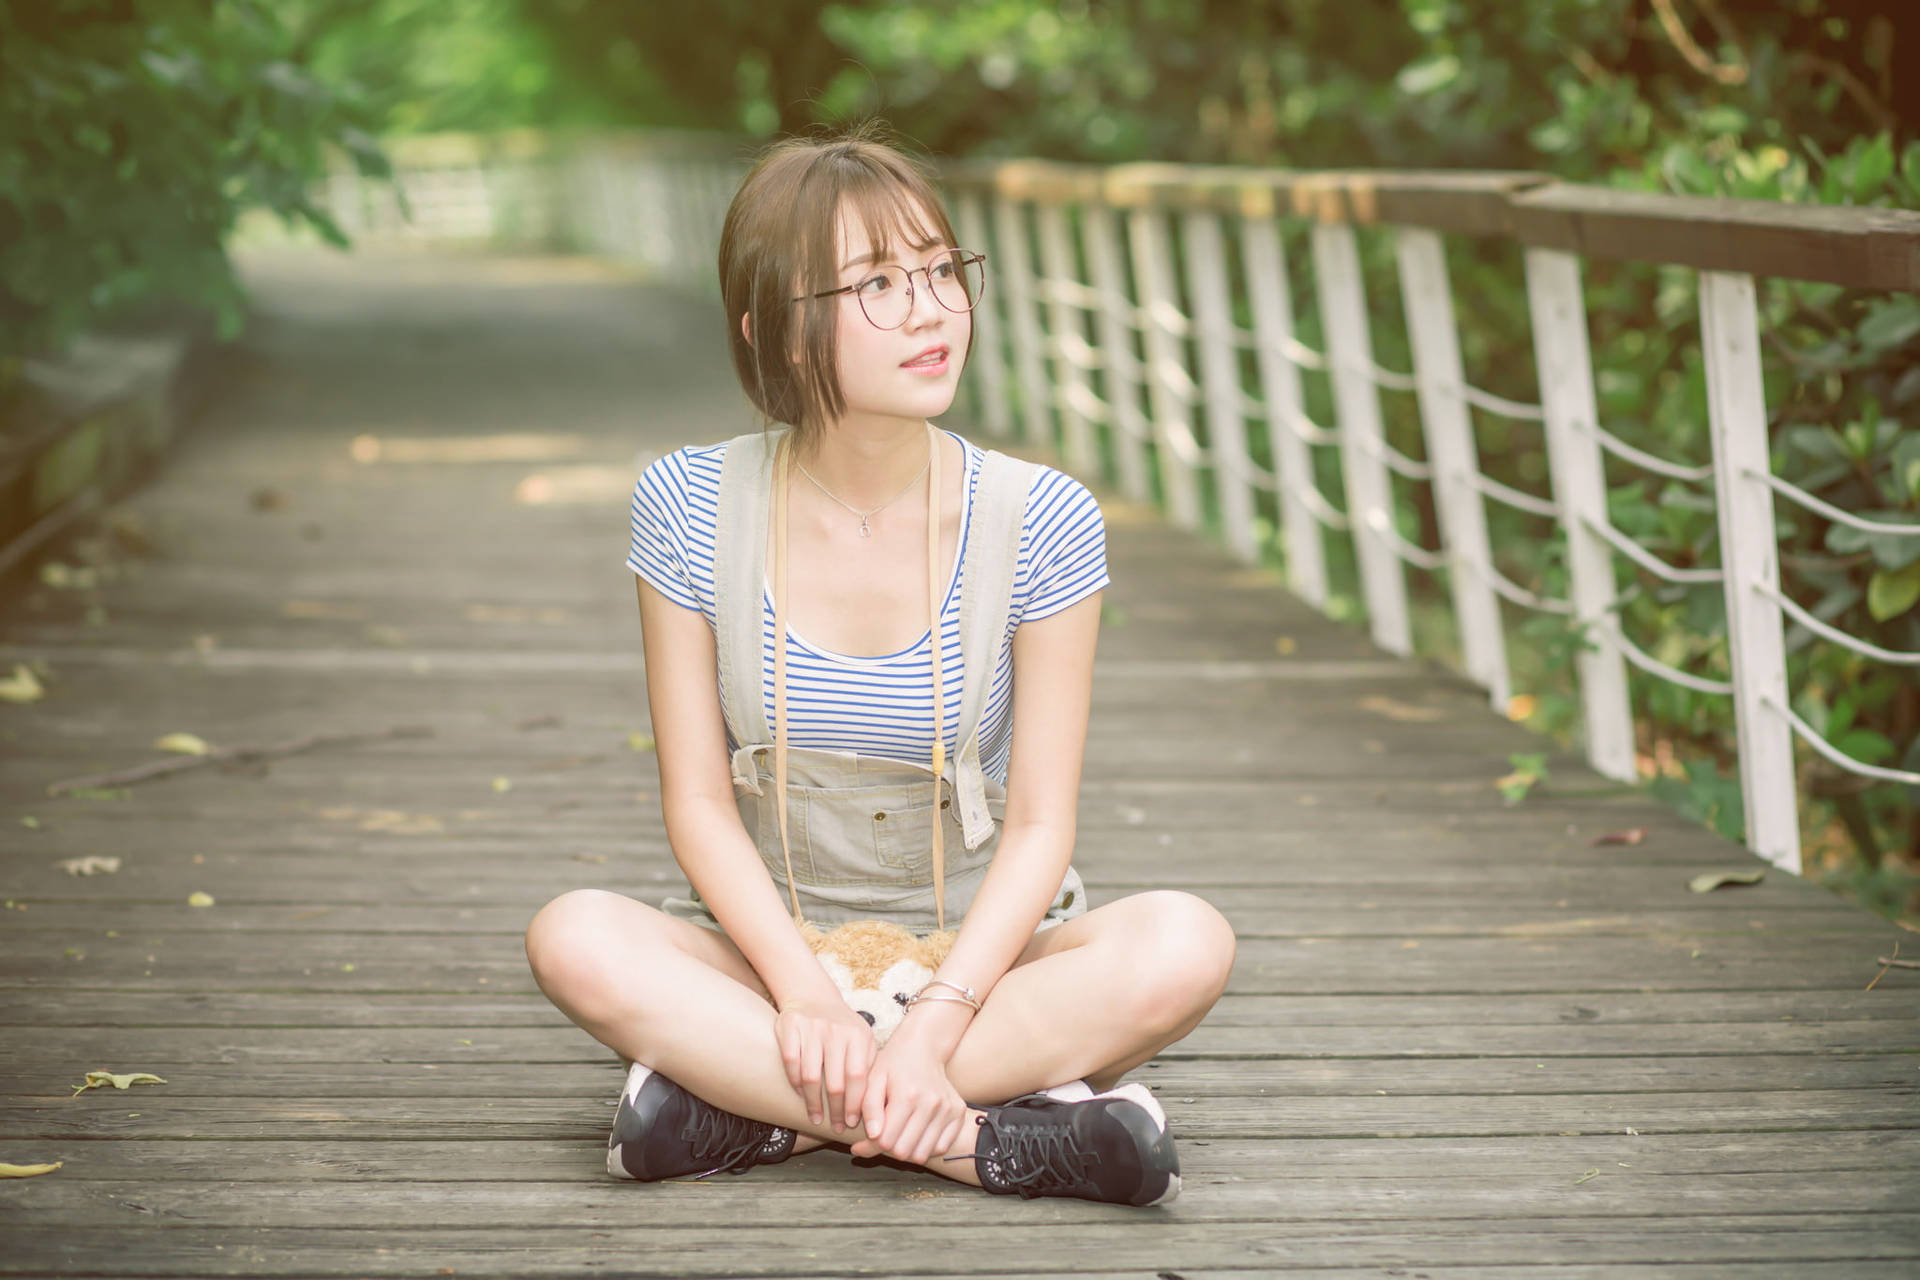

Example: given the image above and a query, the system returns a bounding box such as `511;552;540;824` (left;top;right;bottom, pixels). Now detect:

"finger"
839;1040;868;1131
862;1067;888;1141
800;1041;825;1127
778;1017;803;1093
890;1105;932;1165
823;1037;847;1131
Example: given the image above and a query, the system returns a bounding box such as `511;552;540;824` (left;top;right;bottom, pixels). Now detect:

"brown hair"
717;121;968;444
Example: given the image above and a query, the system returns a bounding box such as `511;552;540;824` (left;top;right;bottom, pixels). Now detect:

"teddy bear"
798;919;957;1044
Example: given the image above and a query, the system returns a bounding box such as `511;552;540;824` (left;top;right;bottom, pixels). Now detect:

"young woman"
523;123;1235;1207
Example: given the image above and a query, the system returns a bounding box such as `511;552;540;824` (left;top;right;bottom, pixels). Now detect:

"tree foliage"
0;0;387;367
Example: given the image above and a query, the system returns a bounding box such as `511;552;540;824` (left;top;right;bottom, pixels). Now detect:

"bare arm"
890;586;1103;1062
634;576;843;1011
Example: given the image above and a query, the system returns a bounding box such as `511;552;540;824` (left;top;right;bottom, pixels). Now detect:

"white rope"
1061;381;1112;425
1252;333;1329;371
1296;483;1352;531
1485;565;1575;615
1044;330;1106;372
1359;436;1434;482
1757;581;1920;666
1581;421;1715;483
1033;276;1104;311
1770;695;1920;785
1472;472;1560;519
1600;618;1734;696
1366;512;1447;572
1583;517;1725;585
1458;383;1546;422
1752;469;1920;536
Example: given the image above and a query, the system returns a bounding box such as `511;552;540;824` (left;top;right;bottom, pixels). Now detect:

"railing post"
1241;215;1328;608
1311;222;1410;657
953;191;1011;439
1701;270;1801;872
1183;209;1259;563
1523;248;1637;783
1396;227;1512;710
1083;204;1153;503
1035;201;1099;476
1129;207;1205;531
992;195;1052;447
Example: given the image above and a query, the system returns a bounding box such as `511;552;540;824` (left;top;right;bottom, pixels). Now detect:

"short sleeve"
1015;467;1111;624
626;451;703;613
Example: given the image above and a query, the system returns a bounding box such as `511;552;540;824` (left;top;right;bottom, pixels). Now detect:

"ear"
740;311;753;348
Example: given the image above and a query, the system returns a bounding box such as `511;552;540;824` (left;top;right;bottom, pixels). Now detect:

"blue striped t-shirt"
626;429;1109;786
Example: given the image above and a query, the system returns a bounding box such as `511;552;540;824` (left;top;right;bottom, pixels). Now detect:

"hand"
773;998;877;1134
850;1039;968;1166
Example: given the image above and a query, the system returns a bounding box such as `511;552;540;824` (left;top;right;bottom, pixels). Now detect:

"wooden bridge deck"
1;249;1915;1277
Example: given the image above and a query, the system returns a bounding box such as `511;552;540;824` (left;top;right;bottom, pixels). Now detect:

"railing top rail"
940;158;1920;289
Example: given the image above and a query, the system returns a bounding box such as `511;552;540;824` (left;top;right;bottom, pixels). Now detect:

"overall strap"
948;446;1039;848
713;430;777;749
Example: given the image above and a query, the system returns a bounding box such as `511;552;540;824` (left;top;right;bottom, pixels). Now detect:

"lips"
902;345;949;367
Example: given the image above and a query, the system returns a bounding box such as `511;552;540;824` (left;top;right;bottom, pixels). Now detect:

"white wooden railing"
310;133;1920;876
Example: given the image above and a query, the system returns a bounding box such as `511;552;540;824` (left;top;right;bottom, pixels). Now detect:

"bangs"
829;175;953;285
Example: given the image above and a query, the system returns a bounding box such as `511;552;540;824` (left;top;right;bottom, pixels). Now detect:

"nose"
902;266;948;327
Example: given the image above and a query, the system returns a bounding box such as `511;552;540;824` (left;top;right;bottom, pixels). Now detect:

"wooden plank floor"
2;247;1916;1277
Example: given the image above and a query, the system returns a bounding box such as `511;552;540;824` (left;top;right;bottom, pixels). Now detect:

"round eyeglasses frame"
790;249;989;331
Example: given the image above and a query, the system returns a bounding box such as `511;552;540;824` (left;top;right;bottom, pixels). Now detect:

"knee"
524;888;631;1007
1122;891;1236;1033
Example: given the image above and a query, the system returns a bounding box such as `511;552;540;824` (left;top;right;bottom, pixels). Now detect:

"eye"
930;259;957;280
855;273;892;296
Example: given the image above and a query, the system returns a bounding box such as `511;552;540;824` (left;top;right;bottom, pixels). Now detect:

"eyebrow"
841;237;945;271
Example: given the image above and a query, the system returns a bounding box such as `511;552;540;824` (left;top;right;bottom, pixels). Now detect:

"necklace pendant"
858;518;871;538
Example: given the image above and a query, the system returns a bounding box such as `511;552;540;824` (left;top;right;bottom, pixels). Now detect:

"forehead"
832;190;946;268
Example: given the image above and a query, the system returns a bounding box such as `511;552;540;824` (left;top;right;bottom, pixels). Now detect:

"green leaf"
1689;868;1765;893
1857;296;1920;356
1851;132;1895;200
1867;561;1920;621
1827;513;1920;570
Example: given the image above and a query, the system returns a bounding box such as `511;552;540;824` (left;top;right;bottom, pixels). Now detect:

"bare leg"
524;890;984;1180
524;888;1234;1185
944;890;1237;1101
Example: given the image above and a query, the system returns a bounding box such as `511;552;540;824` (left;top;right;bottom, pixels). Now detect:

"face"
823;195;970;431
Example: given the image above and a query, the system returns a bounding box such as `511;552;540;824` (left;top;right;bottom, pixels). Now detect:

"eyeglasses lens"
861;251;986;329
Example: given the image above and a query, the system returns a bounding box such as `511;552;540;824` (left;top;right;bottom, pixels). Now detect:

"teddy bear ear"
857;1010;876;1027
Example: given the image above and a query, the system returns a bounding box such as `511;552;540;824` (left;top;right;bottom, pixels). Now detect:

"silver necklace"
793;438;932;538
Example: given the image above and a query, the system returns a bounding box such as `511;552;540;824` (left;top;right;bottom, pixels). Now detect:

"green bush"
0;0;389;367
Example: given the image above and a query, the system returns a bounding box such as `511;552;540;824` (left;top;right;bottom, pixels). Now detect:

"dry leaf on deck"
1688;869;1766;893
627;732;655;752
72;1070;167;1096
56;857;121;877
1590;828;1649;847
153;732;212;755
187;891;215;907
0;665;45;704
1358;694;1445;723
0;1161;62;1177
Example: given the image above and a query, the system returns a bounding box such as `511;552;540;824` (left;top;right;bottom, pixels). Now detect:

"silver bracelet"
921;977;979;1004
904;991;981;1013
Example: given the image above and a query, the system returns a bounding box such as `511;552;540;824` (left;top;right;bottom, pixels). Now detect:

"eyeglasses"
792;248;989;331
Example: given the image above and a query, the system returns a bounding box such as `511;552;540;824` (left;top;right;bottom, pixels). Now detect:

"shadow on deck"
1;249;1915;1277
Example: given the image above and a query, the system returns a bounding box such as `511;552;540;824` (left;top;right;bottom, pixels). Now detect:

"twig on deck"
1865;942;1907;992
46;724;435;797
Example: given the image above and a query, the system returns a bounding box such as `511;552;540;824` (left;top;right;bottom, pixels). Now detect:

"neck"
793;419;935;508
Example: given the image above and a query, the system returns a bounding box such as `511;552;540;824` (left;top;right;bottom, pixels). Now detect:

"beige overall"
660;426;1087;936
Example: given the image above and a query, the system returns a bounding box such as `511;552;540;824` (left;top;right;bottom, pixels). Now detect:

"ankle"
791;1134;826;1156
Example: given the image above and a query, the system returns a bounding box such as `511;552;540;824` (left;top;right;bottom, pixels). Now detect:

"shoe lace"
976;1113;1099;1197
679;1106;775;1176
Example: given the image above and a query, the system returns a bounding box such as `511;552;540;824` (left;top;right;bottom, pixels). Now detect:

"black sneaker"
960;1082;1180;1205
606;1062;797;1181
